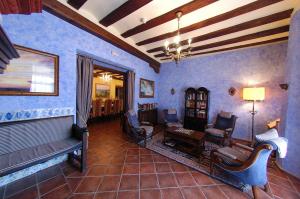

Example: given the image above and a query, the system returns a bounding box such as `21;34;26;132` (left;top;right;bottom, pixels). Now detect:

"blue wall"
281;10;300;178
1;11;159;113
158;43;287;140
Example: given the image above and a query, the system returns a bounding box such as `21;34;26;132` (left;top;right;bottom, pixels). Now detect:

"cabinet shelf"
184;87;209;131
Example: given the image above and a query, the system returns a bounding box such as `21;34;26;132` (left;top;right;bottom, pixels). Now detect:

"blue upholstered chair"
210;141;276;198
125;110;154;147
205;111;238;146
163;109;183;128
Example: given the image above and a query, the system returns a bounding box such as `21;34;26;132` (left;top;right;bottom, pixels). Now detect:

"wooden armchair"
124;110;154;147
210;141;276;198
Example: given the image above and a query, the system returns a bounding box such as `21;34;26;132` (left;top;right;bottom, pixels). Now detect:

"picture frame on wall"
0;45;59;96
140;78;154;98
95;83;110;98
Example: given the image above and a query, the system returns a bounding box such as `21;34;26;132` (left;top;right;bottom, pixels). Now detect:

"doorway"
89;64;127;122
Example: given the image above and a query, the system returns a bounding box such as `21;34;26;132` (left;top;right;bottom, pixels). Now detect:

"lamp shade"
243;87;265;101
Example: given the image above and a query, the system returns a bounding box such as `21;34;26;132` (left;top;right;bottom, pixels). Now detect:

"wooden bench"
0;116;87;177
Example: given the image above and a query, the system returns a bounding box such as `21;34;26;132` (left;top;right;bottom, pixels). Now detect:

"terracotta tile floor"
1;119;300;199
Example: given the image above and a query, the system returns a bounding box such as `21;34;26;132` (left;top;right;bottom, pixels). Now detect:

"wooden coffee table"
164;126;206;158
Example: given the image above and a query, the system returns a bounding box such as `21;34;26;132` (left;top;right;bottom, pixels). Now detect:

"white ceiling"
58;0;300;63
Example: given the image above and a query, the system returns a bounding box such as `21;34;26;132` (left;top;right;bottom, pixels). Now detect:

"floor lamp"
243;87;265;146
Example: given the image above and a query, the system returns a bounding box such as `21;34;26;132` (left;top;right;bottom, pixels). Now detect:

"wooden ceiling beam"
161;37;288;61
137;0;283;46
121;0;217;38
0;0;42;14
155;25;289;58
148;9;293;53
67;0;87;10
100;0;152;27
42;0;160;73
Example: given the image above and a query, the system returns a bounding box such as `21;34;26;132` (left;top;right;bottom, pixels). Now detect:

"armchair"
163;109;183;128
124;110;154;147
205;111;237;146
210;141;276;198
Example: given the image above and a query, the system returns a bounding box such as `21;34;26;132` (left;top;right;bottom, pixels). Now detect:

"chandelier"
100;73;112;81
163;11;192;64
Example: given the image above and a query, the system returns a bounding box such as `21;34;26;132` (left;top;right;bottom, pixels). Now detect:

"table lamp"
243;87;265;145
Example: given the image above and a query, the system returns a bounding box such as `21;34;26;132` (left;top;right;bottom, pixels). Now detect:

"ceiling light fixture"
163;11;192;64
100;73;112;81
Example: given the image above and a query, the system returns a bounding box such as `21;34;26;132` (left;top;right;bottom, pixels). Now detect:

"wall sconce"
228;87;236;96
279;83;288;90
171;88;175;95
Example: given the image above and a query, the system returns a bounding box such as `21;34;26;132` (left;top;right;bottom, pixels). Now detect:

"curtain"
76;55;93;128
126;71;135;111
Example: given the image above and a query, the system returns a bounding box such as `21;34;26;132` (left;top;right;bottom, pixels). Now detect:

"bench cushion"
0;116;74;156
0;138;81;176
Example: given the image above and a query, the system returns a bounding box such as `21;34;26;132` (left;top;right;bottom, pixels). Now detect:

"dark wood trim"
121;0;217;38
0;26;19;70
148;9;293;53
139;78;155;98
136;0;283;46
67;0;87;10
161;37;288;61
42;0;160;73
100;0;152;27
0;0;42;14
155;25;289;58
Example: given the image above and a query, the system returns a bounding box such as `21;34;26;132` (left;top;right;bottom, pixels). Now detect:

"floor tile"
140;174;159;189
155;163;172;173
107;165;123;175
157;173;177;188
140;155;153;163
153;155;169;163
66;178;83;192
174;172;196;186
41;184;71;199
219;184;249;199
117;190;138;199
270;183;300;199
160;188;184;199
69;193;94;199
140;189;161;199
140;148;152;155
140;163;155;174
7;186;38;199
170;163;188;172
191;172;215;185
123;164;139;174
94;192;116;199
201;186;227;199
181;187;206;199
98;176;121;191
127;149;140;155
86;165;107;176
75;177;102;193
119;175;139;190
268;174;296;191
125;155;139;164
39;175;66;195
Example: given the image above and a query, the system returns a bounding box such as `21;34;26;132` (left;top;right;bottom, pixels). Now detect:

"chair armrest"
140;121;153;126
206;124;214;128
72;124;88;141
225;128;233;132
232;143;254;152
134;127;147;137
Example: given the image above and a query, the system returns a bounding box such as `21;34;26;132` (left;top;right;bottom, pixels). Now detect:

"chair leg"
252;186;259;199
264;182;272;196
